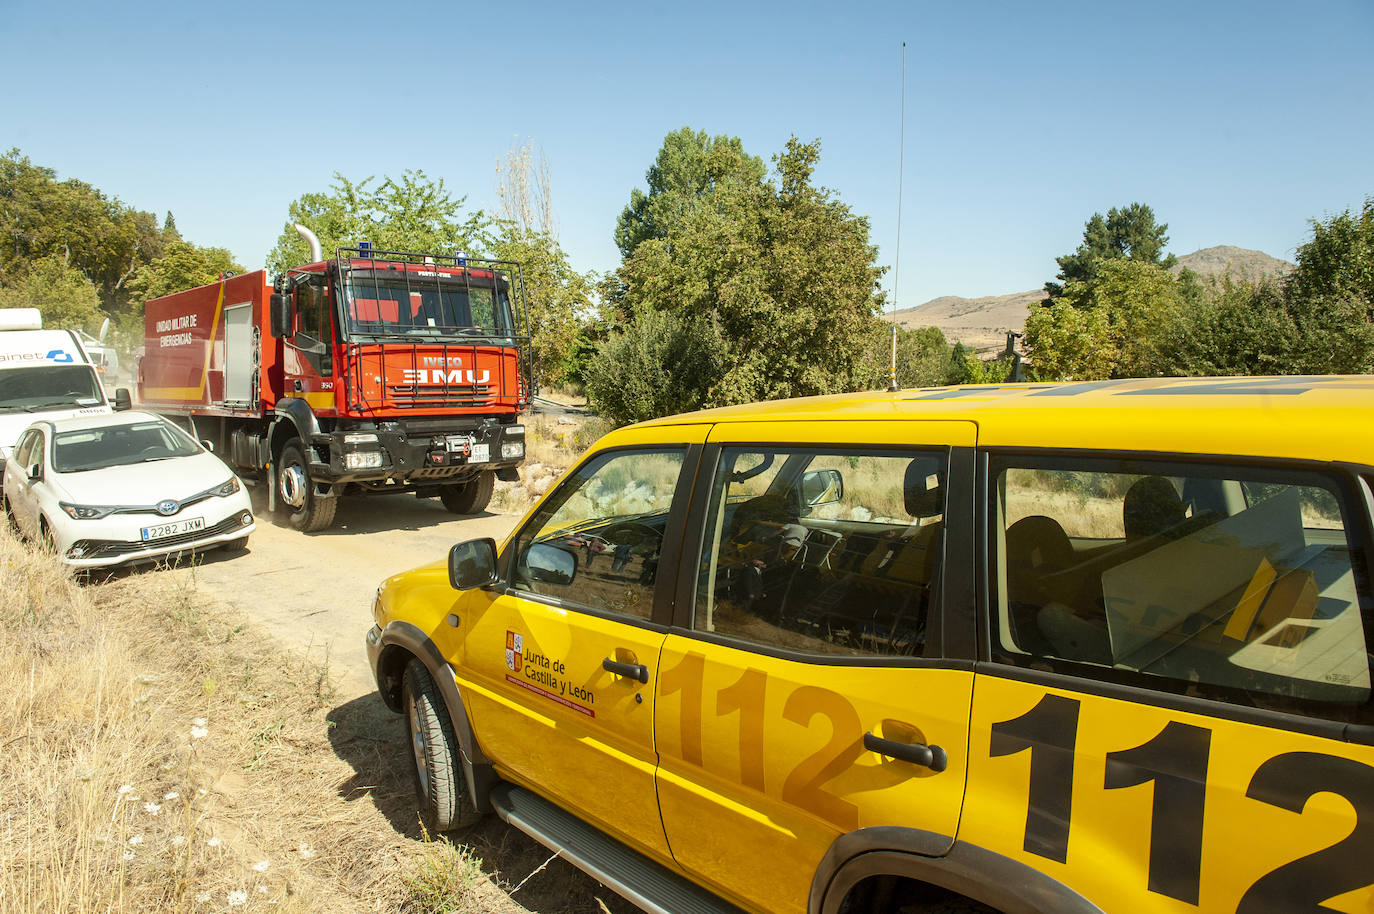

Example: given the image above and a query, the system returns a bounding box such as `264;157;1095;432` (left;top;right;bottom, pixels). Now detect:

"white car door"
11;429;45;539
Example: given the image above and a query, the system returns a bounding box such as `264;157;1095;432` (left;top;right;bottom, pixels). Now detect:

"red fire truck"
138;230;530;531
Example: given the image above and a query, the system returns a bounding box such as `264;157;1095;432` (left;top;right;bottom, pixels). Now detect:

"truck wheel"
438;471;495;515
403;658;482;832
276;439;337;532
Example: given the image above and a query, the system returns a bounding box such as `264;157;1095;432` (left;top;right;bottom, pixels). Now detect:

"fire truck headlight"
344;452;384;470
502;440;525;460
343;433;379;446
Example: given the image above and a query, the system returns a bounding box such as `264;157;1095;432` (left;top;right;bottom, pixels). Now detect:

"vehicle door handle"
602;657;649;684
864;732;948;772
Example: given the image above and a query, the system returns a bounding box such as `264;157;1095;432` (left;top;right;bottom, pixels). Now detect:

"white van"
0;309;128;468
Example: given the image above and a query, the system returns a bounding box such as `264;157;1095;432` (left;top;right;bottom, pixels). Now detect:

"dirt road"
182;488;520;693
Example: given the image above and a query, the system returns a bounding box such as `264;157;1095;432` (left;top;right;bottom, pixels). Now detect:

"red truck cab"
139;246;530;531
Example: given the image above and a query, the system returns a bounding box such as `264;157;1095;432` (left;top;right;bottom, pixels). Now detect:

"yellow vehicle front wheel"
403;659;482;832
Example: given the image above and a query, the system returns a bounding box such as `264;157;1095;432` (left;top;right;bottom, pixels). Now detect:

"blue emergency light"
455;251;467;267
359;241;372;258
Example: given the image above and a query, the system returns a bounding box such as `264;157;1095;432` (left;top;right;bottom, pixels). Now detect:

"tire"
1;493;16;532
437;471;495;515
402;659;482;832
276;439;337;532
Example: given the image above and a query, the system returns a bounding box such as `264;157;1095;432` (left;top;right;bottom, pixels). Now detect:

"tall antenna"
888;41;907;393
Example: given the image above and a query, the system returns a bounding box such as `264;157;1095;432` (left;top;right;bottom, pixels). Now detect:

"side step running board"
488;783;746;914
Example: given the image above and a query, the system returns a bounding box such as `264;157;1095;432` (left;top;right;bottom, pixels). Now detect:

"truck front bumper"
309;421;524;486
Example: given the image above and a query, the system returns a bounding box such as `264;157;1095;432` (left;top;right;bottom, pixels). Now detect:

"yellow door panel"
460;593;670;862
963;673;1374;913
656;634;975;913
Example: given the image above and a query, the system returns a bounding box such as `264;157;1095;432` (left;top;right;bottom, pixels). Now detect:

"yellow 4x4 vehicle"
368;376;1374;914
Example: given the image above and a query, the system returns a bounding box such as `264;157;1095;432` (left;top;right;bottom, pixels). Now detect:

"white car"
0;410;255;568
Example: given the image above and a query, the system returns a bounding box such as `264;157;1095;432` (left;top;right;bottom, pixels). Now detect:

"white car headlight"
60;503;116;520
215;478;241;497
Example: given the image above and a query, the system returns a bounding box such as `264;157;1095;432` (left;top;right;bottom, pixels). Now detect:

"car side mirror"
801;468;844;507
449;537;499;590
200;439;216;453
113;388;132;411
27;464;41;482
517;542;578;586
269;292;290;339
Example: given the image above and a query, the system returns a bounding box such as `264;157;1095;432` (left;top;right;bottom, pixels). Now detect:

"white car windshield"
53;421;200;472
0;366;103;412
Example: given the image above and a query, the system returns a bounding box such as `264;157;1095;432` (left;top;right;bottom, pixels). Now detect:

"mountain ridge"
885;245;1294;352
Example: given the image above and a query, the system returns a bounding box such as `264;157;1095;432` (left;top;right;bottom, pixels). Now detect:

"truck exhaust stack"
294;224;322;263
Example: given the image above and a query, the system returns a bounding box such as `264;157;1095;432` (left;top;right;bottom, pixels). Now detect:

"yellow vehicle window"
510;448;684;620
990;456;1373;720
694;447;947;657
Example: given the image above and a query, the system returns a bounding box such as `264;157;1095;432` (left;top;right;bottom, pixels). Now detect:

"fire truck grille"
385;385;495;408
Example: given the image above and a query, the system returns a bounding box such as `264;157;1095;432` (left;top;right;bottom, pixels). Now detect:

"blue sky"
3;0;1371;308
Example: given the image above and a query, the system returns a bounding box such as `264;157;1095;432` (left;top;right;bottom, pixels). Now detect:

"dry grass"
491;413;611;517
0;529;496;914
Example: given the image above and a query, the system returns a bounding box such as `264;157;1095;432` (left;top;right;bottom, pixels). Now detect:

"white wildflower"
143;802;161;815
122;850;135;862
252;859;270;872
256;885;268;894
194;891;210;903
117;785;133;796
137;674;156;684
164;791;180;801
170;835;186;847
192;717;207;727
296;843;315;859
190;725;208;740
197;788;208;797
127;835;144;846
227;889;247;907
206;836;222;848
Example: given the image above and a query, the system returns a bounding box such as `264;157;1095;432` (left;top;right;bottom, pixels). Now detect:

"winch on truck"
137;226;530;532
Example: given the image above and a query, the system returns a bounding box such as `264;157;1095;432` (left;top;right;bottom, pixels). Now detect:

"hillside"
886;290;1041;353
886;245;1293;353
1173;245;1293;281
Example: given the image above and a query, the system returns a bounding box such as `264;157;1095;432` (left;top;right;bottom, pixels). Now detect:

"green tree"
127;241;244;302
494;229;591;388
0;255;105;330
0;148;166;316
267;171;495;274
602;135;885;417
1045;202;1177;301
614;127;766;259
583;310;727;425
1027;260;1182;379
1161;276;1295;376
864;325;950;388
1286;196;1374;313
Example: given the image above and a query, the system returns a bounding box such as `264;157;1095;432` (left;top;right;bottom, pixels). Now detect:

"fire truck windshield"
340;270;515;341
